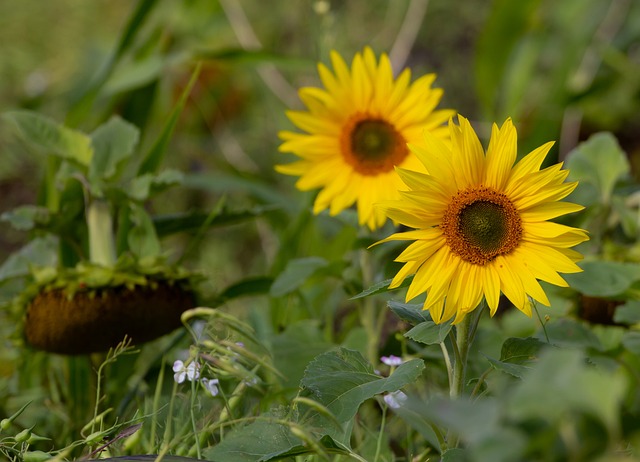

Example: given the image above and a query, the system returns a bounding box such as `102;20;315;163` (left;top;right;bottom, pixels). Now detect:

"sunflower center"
341;113;408;175
441;187;522;265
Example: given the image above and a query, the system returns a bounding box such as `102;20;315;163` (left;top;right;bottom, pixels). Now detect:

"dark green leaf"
216;277;274;303
564;260;640;297
541;318;602;350
441;448;469;462
350;275;414;300
301;348;424;422
153;206;278;236
202;410;300;462
387;301;430;325
137;63;200;175
4;110;93;166
270;257;329;297
487;357;530;379
499;337;547;364
260;434;350;461
405;319;452;345
89;115;140;181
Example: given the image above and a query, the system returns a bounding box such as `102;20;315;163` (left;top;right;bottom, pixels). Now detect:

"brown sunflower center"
340;113;408;175
441;187;522;265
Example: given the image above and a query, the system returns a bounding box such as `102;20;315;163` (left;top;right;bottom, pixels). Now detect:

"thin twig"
390;0;430;71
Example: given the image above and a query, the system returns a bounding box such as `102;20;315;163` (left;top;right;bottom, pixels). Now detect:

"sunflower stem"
359;248;380;365
446;303;485;449
87;199;117;267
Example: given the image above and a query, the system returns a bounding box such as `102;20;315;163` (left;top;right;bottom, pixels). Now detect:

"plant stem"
450;315;471;400
87;199;117;266
359;248;379;365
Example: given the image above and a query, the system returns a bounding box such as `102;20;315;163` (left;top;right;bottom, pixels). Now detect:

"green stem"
359;248;379;365
87;199;117;266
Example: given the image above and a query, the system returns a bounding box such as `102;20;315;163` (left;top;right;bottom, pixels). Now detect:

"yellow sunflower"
277;47;454;230
377;115;589;324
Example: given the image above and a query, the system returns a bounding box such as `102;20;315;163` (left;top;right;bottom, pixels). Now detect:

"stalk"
87;199;117;266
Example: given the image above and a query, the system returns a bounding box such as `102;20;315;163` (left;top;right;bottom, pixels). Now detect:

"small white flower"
202;378;220;397
173;360;201;384
380;355;403;366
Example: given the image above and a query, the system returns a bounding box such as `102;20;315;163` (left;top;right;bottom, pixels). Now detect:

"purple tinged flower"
380;355;403;366
383;390;408;409
202;378;220;397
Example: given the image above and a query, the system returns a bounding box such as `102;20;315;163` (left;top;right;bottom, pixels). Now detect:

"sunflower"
277;47;454;230
377;115;589;324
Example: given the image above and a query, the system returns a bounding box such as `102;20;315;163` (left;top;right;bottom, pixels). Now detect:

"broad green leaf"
540;318;602;350
89;457;205;462
613;301;640;324
127;170;182;201
202;410;301;462
565;132;630;204
127;203;160;258
0;236;58;282
0;205;50;231
507;348;626;431
564;260;640;297
350;275;414;300
3;110;93;166
405;319;452;345
499;337;546;364
259;434;351;461
301;348;424;422
486;358;530;379
89;115;140;181
387;301;430;325
271;320;334;391
441;448;469;462
270;257;329;297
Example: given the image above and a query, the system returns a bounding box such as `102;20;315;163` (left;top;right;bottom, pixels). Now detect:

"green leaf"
565;132;630;204
613;301;640;324
0;205;50;231
153;205;278;236
541;318;602;350
405;319;452;345
3;110;93;166
350;275;414;300
621;331;640;355
89;115;140;182
0;236;58;282
216;277;274;303
137;63;200;175
564;260;640;297
507;348;626;431
301;348;424;422
259;434;351;461
486;358;530;379
271;321;334;391
387;301;430;325
127;203;160;258
270;257;329;297
499;337;547;364
127;170;182;201
202;410;301;462
441;448;469;462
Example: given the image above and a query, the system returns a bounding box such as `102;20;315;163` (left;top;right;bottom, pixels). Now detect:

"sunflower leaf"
404;320;453;345
301;348;424;423
350;275;414;300
388;301;430;325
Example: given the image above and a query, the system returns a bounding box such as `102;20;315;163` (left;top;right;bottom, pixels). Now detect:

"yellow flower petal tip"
276;47;452;231
377;115;589;323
